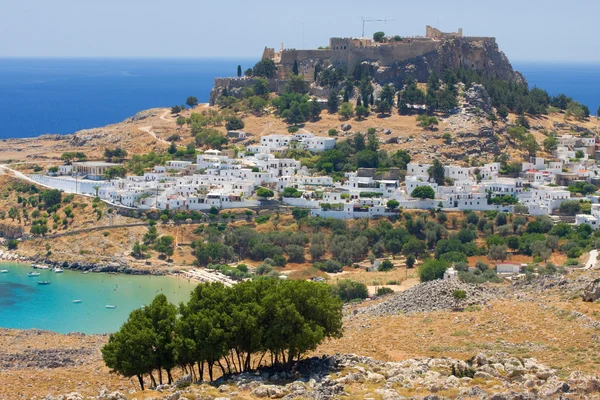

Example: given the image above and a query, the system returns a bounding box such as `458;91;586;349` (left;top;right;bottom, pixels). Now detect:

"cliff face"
370;37;525;86
210;37;525;105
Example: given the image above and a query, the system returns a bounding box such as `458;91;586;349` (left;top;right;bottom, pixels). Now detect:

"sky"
1;0;599;62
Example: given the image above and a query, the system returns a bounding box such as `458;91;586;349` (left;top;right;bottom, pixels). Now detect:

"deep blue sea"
0;59;597;139
513;62;600;115
0;58;255;139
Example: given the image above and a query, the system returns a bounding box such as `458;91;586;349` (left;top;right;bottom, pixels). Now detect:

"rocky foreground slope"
41;353;600;400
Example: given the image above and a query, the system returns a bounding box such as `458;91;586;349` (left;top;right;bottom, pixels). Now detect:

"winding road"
138;109;171;144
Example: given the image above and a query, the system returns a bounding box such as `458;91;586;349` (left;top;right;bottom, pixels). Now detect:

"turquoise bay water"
0;263;197;334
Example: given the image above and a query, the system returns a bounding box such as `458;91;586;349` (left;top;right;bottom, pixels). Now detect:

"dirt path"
0;164;51;187
367;277;420;295
585;249;598;270
138;109;171;144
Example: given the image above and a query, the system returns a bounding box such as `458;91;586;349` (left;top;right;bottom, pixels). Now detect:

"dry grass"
318;296;600;377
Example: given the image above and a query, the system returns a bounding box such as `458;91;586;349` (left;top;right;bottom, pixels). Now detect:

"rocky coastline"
5;257;172;277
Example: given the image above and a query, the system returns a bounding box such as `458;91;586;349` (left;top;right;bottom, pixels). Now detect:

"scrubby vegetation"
102;279;343;388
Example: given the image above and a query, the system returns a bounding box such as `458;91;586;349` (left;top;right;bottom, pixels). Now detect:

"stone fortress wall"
210;26;509;105
264;26;496;83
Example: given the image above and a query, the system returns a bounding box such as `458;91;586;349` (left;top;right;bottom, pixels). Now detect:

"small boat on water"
28;272;40;277
82;271;90;274
37;281;51;285
53;268;64;273
0;269;8;274
34;264;49;270
73;300;82;303
105;305;117;309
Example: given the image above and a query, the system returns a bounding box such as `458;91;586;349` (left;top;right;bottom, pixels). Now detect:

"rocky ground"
358;279;501;316
37;353;600;400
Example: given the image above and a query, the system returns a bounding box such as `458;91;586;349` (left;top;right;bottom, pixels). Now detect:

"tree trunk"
158;368;163;385
256;352;266;370
217;360;227;377
150;373;157;388
208;362;214;382
235;349;243;373
137;374;145;391
167;369;173;384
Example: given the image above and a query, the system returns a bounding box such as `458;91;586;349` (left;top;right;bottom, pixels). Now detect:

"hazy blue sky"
1;0;599;62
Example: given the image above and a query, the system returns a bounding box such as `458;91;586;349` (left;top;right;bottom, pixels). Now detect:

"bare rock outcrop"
465;83;493;115
583;278;600;302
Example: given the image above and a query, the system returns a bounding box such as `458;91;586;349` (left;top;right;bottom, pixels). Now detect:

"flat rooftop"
73;161;122;167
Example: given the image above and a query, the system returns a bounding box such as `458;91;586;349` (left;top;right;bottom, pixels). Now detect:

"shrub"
452;289;467;300
315;260;343;273
272;254;287;267
255;215;271;224
411;186;435;199
419;259;449;282
376;287;394;296
331;280;368;302
378;260;394;271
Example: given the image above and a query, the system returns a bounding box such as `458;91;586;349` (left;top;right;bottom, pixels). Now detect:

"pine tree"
292;60;299;75
313;64;320;81
357;96;362;107
237;65;242;78
343;89;349;103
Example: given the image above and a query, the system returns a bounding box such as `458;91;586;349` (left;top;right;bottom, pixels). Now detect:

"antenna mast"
361;17;396;38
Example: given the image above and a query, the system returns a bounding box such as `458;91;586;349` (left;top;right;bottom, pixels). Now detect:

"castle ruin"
210;26;522;105
262;26;494;83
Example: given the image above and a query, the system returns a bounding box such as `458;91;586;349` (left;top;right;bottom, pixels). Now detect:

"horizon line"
0;56;599;64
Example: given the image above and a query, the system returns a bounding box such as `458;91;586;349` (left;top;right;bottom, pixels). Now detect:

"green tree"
355;105;369;120
186;96;198;108
144;225;158;245
104;166;127;180
256;188;275;198
253;59;277;78
168;142;177;155
522;134;540;157
8;206;19;221
488;244;508;261
292;59;299;75
327;90;339;113
286;74;308;94
406;254;416;269
225;116;245;131
559;200;581;215
419;259;449;282
497;105;509;119
373;31;385;43
543;136;558;152
291;207;310;221
131;241;148;259
7;239;18;250
237;65;242;78
428;158;445;185
40;189;62;209
416;114;439;129
411;186;435;199
155;236;175;259
101;308;157;390
387;199;400;210
339;102;354;119
487;112;498;128
331;280;368;302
